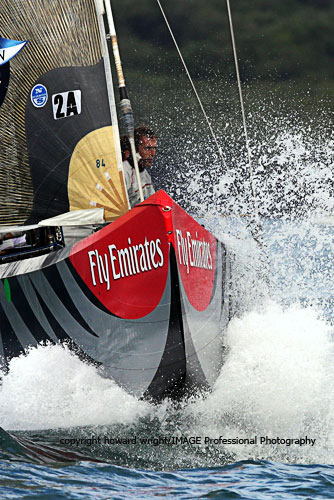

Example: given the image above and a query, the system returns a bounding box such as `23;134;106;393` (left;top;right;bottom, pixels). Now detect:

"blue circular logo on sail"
31;84;48;108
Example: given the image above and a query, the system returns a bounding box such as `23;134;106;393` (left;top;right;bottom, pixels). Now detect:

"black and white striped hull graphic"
0;246;227;400
0;252;187;400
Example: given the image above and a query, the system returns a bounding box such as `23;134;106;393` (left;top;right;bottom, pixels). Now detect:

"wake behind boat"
0;0;232;400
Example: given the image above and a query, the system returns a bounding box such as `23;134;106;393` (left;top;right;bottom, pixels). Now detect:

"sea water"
0;294;333;498
0;107;333;497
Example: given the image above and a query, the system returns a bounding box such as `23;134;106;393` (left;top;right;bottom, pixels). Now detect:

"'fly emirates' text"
175;229;212;274
88;237;164;289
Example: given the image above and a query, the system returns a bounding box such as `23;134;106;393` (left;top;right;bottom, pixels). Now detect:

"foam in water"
185;302;334;463
0;344;150;431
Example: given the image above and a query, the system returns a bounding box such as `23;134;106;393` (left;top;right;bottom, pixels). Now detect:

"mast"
103;0;144;202
94;0;131;209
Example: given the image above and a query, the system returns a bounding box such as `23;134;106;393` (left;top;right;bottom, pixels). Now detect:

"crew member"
0;231;27;255
121;125;156;208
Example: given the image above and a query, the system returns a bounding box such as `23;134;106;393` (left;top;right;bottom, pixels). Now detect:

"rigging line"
156;0;226;167
225;0;259;218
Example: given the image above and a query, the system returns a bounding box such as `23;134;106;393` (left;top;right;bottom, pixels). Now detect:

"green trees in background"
113;0;333;84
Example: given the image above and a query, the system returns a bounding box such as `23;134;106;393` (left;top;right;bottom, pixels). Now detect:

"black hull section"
143;249;186;401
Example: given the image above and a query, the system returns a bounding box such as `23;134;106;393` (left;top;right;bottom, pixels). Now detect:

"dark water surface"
0;452;333;499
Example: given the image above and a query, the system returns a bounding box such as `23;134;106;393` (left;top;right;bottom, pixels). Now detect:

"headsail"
0;0;129;225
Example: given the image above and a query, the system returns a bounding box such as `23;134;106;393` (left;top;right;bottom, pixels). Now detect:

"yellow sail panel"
68;127;128;222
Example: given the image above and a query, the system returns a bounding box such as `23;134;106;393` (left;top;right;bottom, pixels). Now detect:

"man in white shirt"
121;125;156;208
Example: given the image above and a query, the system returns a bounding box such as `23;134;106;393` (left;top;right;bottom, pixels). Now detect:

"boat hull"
0;191;230;400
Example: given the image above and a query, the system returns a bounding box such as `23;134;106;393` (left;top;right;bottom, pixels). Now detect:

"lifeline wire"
156;0;226;168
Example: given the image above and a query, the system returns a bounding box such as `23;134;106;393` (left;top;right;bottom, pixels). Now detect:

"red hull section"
70;191;218;319
70;197;170;319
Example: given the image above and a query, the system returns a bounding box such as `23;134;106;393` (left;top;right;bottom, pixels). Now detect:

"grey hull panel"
178;242;229;389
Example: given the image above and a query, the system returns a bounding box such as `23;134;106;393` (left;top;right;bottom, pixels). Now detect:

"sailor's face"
138;136;157;168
